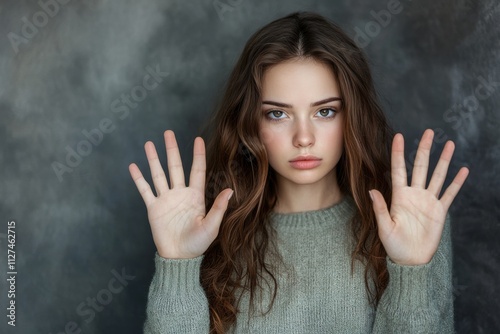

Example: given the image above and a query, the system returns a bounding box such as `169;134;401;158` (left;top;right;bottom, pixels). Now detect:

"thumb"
203;188;234;236
369;189;393;238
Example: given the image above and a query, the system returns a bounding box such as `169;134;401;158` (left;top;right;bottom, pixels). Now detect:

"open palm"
370;129;469;266
128;130;233;259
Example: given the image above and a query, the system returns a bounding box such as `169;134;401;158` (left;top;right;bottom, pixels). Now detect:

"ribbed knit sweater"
143;195;454;333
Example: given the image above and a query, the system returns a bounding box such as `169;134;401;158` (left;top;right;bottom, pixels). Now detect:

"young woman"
129;11;469;333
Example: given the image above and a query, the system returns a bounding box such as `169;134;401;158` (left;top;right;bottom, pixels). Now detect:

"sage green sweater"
143;195;454;333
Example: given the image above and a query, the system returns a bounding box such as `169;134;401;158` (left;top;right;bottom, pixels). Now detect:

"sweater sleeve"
143;252;210;334
371;213;454;334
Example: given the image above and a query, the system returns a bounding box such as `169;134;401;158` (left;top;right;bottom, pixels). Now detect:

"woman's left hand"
369;129;469;266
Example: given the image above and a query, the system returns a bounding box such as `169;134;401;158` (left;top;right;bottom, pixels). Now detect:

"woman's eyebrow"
261;97;342;108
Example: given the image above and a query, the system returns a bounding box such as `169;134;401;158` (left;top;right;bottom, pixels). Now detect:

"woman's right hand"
128;130;234;259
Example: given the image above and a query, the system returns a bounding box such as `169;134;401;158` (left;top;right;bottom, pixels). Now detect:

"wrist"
388;256;432;266
157;247;201;260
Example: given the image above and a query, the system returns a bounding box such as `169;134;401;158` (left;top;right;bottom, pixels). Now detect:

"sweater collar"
268;194;356;228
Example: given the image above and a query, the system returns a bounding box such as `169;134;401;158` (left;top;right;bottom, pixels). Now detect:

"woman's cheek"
259;121;288;145
259;126;275;145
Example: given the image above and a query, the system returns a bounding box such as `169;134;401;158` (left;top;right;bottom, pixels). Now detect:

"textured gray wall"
0;0;498;333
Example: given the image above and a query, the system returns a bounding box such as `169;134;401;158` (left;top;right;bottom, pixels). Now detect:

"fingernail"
228;190;234;201
368;190;374;201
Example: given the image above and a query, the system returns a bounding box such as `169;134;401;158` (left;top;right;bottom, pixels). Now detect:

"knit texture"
143;195;454;333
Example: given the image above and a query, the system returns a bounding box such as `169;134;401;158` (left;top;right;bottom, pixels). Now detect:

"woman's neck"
272;172;343;214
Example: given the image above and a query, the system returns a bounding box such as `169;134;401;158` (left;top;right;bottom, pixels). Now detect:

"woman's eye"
266;110;286;120
317;108;336;117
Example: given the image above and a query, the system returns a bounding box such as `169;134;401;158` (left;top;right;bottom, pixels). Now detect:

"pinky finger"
439;167;470;211
129;163;156;207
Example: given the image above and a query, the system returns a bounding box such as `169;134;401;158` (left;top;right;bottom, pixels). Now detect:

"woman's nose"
293;120;315;147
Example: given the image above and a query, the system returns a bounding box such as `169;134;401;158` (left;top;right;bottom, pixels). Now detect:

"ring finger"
145;141;169;196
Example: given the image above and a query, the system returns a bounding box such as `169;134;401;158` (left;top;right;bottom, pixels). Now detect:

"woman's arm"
128;131;233;332
371;213;454;333
143;253;210;333
369;129;467;332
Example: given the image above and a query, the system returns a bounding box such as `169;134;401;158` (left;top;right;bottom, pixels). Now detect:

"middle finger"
411;129;434;188
164;130;186;188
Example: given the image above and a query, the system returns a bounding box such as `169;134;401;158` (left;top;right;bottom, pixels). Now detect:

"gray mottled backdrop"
0;0;499;333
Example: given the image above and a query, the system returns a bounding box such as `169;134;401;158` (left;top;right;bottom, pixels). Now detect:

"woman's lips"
290;156;321;169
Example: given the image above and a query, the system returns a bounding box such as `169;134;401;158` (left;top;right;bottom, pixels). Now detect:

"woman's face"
258;58;344;189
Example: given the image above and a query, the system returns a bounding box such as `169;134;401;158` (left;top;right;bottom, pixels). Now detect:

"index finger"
188;136;206;194
391;133;408;188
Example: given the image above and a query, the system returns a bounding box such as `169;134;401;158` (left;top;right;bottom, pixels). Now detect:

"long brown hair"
200;11;393;333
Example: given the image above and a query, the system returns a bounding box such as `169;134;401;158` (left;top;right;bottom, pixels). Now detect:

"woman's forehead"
261;60;340;101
